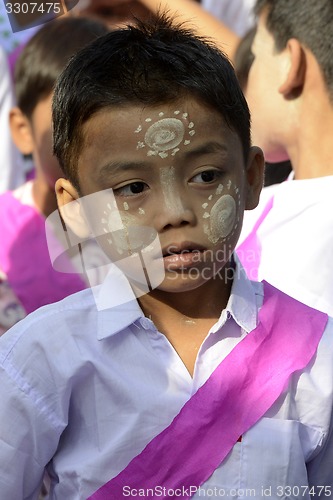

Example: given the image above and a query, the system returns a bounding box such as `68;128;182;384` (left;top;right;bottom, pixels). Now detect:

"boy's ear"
55;178;91;240
9;107;34;155
278;38;306;97
245;146;265;210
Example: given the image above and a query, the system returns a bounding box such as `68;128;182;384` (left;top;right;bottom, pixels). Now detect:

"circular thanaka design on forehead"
135;110;196;158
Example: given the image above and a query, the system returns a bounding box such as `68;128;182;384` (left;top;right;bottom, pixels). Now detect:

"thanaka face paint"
73;97;252;297
97;107;241;261
209;194;237;244
159;166;185;217
98;108;197;253
135;110;195;158
203;181;241;244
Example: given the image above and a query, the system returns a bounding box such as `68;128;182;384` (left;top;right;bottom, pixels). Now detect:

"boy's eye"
114;182;148;197
190;170;221;184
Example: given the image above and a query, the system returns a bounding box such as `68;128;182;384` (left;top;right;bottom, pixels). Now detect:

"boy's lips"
161;242;206;269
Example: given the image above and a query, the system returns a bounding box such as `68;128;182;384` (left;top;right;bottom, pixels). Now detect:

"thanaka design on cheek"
202;181;241;245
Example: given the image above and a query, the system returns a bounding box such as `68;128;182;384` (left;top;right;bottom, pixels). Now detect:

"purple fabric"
88;281;327;499
0;191;86;313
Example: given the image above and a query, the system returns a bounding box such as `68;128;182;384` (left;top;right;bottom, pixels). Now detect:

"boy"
236;0;333;316
1;14;333;499
0;16;108;315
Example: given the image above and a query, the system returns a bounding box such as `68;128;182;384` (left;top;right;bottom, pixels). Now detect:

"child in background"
136;0;241;60
0;14;332;499
237;0;333;315
233;27;292;186
0;45;25;192
0;16;109;314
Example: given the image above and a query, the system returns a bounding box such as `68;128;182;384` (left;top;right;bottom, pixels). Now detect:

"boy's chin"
146;271;219;295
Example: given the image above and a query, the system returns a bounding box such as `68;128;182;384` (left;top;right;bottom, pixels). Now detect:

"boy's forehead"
77;97;245;177
81;98;229;144
77;99;245;193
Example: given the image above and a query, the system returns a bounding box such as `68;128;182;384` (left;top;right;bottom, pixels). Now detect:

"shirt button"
140;317;153;330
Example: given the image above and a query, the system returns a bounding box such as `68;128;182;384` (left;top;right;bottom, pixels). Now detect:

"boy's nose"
160;208;196;231
155;166;196;231
155;192;196;231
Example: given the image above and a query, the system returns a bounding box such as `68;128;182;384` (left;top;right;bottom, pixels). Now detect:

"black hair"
255;0;333;98
14;16;109;119
53;13;251;191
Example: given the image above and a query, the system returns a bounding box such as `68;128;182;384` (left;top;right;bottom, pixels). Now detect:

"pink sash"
0;191;86;313
89;281;327;499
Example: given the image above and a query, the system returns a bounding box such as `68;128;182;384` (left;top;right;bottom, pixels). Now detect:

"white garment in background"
238;174;333;316
202;0;256;36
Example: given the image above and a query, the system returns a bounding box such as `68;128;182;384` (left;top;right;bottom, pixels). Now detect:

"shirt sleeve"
0;349;64;498
305;317;333;490
307;409;333;490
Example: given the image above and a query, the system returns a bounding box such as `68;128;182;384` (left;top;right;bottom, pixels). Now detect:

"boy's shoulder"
0;282;143;363
0;287;96;354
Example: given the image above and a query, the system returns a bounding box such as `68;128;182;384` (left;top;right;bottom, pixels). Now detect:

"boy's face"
57;98;263;294
11;92;63;189
246;12;291;163
29;93;64;187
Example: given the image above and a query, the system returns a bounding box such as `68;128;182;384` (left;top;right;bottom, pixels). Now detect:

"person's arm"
0;366;48;498
138;0;240;60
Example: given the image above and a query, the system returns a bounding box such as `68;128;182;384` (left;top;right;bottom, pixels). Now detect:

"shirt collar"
212;255;262;334
97;298;143;340
95;264;145;340
96;254;262;340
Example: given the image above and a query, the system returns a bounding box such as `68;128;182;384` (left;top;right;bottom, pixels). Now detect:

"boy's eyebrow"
97;142;228;182
183;141;229;159
98;161;152;182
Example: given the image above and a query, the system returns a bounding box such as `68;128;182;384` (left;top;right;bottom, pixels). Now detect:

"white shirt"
238;175;333;316
201;0;256;37
0;259;333;499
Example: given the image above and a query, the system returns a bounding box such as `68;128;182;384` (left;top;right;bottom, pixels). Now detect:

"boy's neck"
140;277;230;319
32;175;58;217
137;264;234;376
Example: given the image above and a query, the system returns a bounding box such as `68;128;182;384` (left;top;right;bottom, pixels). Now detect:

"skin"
136;0;240;60
10;92;63;216
247;10;333;179
56;97;264;374
75;0;242;60
73;0;152;29
245;13;293;165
